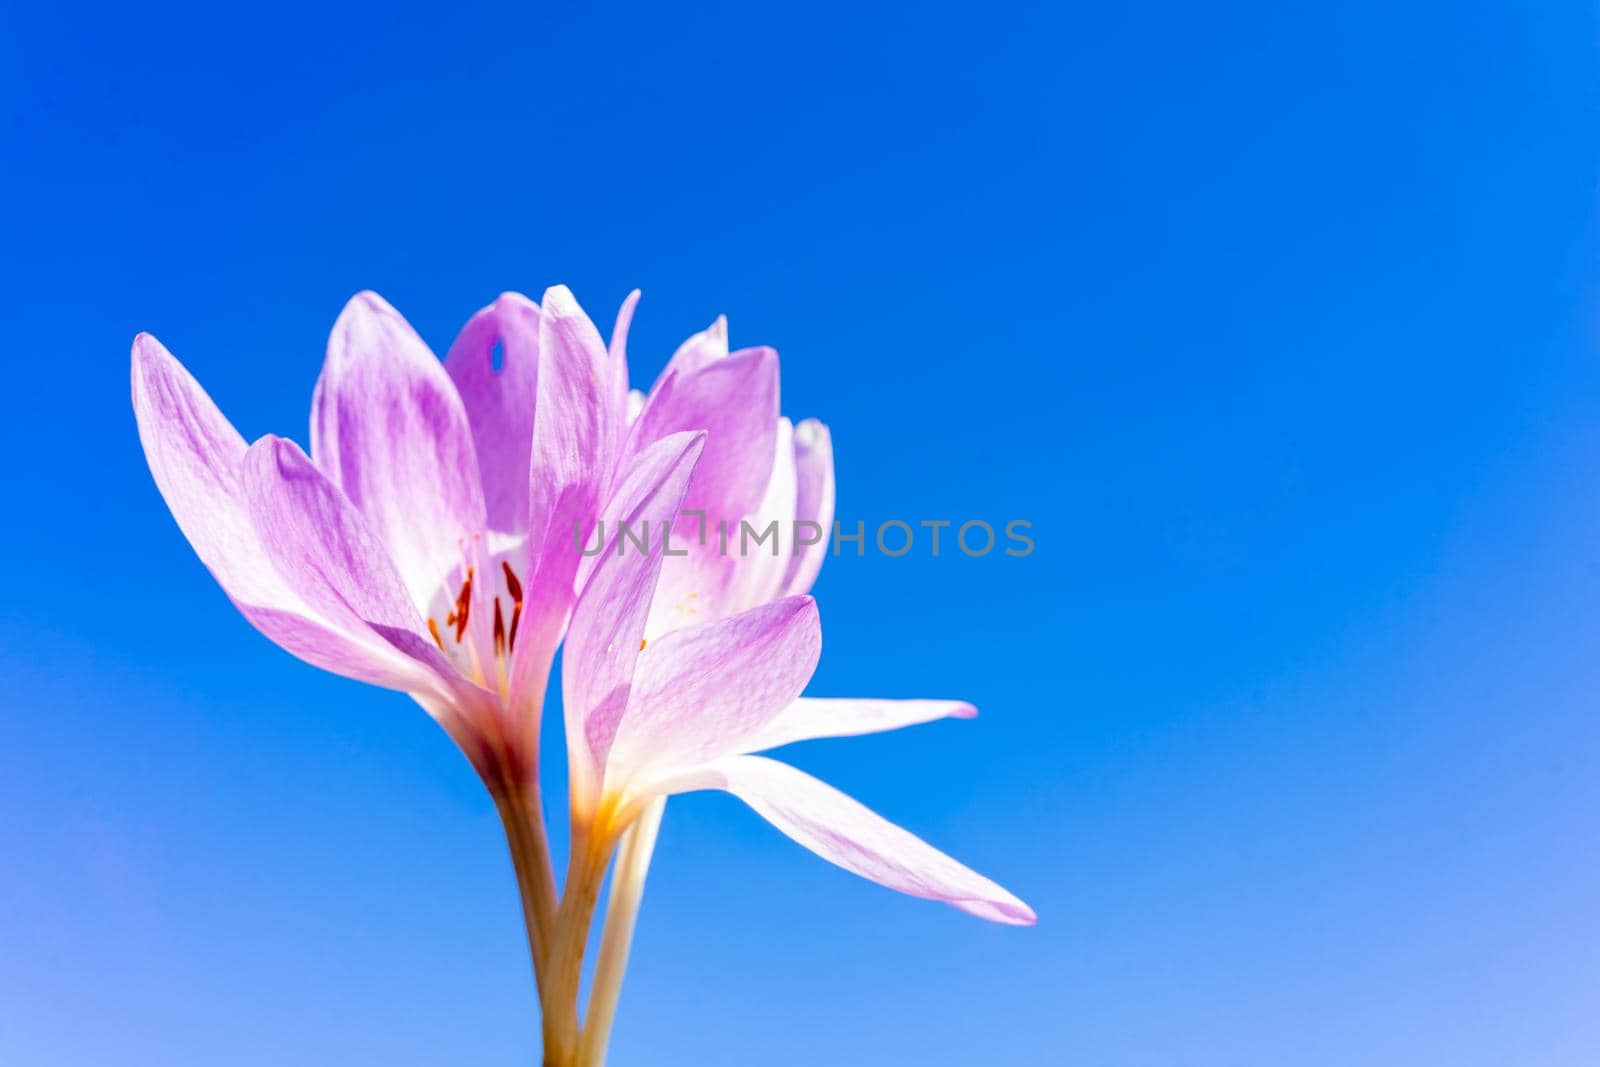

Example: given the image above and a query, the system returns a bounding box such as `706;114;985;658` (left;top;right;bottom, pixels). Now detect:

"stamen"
501;561;523;603
502;561;524;651
448;568;475;643
427;618;444;651
639;638;647;651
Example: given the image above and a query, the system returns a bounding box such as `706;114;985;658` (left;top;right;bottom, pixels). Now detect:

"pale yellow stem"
493;783;559;997
578;797;665;1067
541;824;616;1067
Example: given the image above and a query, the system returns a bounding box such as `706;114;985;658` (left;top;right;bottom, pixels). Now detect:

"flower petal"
626;346;779;528
608;289;640;428
131;335;450;697
610;596;820;786
642;417;797;639
782;418;835;597
562;431;706;806
745;698;976;753
505;286;626;709
239;435;481;708
310;292;487;610
663;314;728;379
677;755;1035;925
444;292;542;536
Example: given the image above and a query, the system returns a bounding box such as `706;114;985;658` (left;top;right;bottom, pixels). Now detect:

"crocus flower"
611;309;837;639
133;287;1033;1067
539;374;1034;1062
562;481;1035;920
131;286;635;991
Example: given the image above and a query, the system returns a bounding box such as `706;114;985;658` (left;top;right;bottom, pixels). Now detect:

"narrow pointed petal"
745;698;976;753
444;292;541;535
610;596;820;783
734;415;800;606
662;314;728;379
131;336;452;696
608;289;640;427
782;418;835;597
240;436;483;708
680;756;1036;925
531;285;619;510
133;334;283;611
505;286;625;710
626;345;779;527
644;417;797;638
311;292;487;609
562;431;705;804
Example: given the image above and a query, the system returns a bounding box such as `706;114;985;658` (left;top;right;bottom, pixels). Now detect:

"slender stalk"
578;797;665;1067
541;825;615;1067
493;782;559;996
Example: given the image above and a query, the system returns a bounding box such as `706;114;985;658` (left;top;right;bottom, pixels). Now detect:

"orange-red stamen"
447;568;474;643
502;561;524;651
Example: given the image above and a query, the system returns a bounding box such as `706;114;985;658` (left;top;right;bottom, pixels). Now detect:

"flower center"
424;534;527;699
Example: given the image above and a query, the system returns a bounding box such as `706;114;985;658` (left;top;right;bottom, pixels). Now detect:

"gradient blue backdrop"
4;1;1600;1063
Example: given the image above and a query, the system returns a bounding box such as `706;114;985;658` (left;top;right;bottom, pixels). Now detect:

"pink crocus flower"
133;287;1032;1067
132;287;628;772
132;286;637;994
539;310;1035;1064
612;308;838;638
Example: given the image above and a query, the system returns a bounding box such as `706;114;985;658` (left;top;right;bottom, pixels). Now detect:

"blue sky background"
4;1;1600;1063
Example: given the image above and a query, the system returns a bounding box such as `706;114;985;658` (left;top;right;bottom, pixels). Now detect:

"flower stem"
577;796;664;1067
541;825;614;1066
493;782;559;997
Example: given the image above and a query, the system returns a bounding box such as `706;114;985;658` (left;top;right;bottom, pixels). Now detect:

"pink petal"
608;289;640;429
531;285;620;511
625;346;779;530
663;314;728;379
443;292;542;536
130;335;450;697
310;292;487;609
562;431;705;804
730;415;800;607
610;596;821;784
745;698;976;753
239;436;482;710
506;286;626;708
782;418;835;597
639;426;787;640
647;417;800;637
643;416;822;638
686;756;1035;925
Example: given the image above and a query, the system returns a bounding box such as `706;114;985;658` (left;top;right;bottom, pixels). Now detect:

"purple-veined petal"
625;346;779;529
609;596;820;785
132;334;455;699
310;292;487;610
608;289;640;432
240;435;487;710
726;415;800;610
662;314;728;379
562;431;705;807
745;698;976;753
671;755;1036;925
642;416;805;639
652;417;799;636
444;292;541;536
782;418;835;597
503;286;624;713
531;285;619;511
